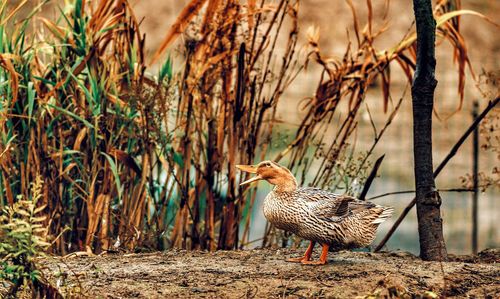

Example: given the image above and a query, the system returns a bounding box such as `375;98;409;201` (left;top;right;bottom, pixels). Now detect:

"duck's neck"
272;177;298;193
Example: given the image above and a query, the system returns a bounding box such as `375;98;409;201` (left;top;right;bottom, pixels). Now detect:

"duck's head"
236;160;297;192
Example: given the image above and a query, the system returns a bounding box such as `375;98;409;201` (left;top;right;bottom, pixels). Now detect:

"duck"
236;160;393;265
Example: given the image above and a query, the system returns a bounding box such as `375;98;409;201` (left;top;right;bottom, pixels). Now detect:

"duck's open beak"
235;165;262;186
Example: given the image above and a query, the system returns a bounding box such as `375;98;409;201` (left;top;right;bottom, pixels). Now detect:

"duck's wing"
298;188;356;220
348;200;377;212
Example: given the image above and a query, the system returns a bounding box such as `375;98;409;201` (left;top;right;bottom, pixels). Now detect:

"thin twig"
368;188;474;200
358;154;385;200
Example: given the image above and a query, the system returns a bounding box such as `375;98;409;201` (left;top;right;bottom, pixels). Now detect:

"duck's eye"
265;162;271;167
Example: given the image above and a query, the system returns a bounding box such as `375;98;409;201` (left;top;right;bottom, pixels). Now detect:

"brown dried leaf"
150;0;208;65
0;54;19;106
73;128;88;151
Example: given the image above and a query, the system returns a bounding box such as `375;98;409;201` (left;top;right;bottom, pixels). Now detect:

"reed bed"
0;0;482;253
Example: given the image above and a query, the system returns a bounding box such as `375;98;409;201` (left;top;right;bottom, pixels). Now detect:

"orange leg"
301;244;329;265
286;241;316;263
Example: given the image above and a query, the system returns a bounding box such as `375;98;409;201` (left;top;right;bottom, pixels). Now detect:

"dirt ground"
34;248;500;298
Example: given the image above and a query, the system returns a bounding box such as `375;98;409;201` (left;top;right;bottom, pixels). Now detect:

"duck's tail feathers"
371;206;394;224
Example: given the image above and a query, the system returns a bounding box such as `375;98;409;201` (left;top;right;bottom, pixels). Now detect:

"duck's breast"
263;192;302;233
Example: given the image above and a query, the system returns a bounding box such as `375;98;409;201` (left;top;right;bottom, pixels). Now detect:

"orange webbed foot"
286;241;316;263
300;243;329;265
300;259;327;265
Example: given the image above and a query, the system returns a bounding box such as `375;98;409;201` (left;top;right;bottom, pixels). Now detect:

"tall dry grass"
0;0;486;253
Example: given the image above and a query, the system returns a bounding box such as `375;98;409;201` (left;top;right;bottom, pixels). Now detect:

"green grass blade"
46;103;94;129
102;153;123;200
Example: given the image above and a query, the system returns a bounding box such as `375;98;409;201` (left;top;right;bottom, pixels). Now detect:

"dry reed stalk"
149;0;305;250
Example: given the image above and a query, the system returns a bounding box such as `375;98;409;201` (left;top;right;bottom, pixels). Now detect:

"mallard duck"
236;161;393;265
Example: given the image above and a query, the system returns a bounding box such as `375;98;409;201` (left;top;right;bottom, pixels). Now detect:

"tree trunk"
411;0;448;261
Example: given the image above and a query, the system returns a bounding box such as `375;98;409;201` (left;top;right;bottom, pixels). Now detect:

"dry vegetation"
0;0;493;255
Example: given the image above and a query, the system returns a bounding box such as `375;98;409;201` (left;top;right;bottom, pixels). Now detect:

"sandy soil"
35;248;500;298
